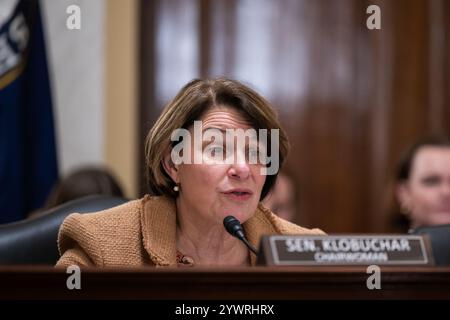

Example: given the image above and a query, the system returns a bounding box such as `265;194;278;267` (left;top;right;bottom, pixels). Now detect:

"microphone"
223;216;258;255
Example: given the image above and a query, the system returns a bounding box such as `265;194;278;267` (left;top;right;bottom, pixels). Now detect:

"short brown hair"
145;78;290;200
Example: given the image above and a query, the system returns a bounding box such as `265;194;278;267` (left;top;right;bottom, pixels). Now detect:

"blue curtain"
0;0;58;223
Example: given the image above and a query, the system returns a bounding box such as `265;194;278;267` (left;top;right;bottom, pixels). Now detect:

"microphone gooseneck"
223;215;258;255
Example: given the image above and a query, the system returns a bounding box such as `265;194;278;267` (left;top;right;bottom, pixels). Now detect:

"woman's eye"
421;176;440;186
208;146;223;155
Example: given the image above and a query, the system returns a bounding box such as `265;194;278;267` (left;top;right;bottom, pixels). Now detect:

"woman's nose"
228;163;250;180
441;182;450;197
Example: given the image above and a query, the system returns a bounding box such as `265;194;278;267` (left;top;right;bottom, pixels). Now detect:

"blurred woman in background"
392;137;450;232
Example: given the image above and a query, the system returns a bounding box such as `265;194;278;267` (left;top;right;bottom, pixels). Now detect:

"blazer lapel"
140;196;178;266
243;204;279;266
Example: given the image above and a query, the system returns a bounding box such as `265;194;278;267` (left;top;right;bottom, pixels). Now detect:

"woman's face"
170;107;267;225
398;146;450;228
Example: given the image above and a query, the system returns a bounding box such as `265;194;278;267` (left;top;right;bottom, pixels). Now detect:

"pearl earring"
173;185;179;192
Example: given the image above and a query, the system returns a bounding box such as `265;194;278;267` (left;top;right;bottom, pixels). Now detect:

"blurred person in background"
263;171;297;222
28;166;124;218
389;137;450;232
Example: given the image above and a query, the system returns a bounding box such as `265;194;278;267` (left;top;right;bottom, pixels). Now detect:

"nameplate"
257;235;433;266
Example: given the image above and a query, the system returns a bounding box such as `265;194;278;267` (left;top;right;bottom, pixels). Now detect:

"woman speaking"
56;78;324;267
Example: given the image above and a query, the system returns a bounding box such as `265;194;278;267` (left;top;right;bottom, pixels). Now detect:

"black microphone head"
223;215;258;255
223;215;245;240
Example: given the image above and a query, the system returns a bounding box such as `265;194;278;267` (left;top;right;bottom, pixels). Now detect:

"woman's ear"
162;148;179;183
396;183;411;215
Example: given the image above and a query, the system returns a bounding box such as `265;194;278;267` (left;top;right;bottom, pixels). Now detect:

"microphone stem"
242;237;258;255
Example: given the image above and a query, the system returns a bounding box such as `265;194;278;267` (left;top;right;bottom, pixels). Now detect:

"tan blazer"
56;195;325;267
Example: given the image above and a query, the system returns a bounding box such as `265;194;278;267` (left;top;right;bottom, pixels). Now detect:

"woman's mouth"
223;189;253;201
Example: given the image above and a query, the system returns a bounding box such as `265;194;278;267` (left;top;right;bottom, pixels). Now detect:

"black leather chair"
0;195;127;265
412;224;450;266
